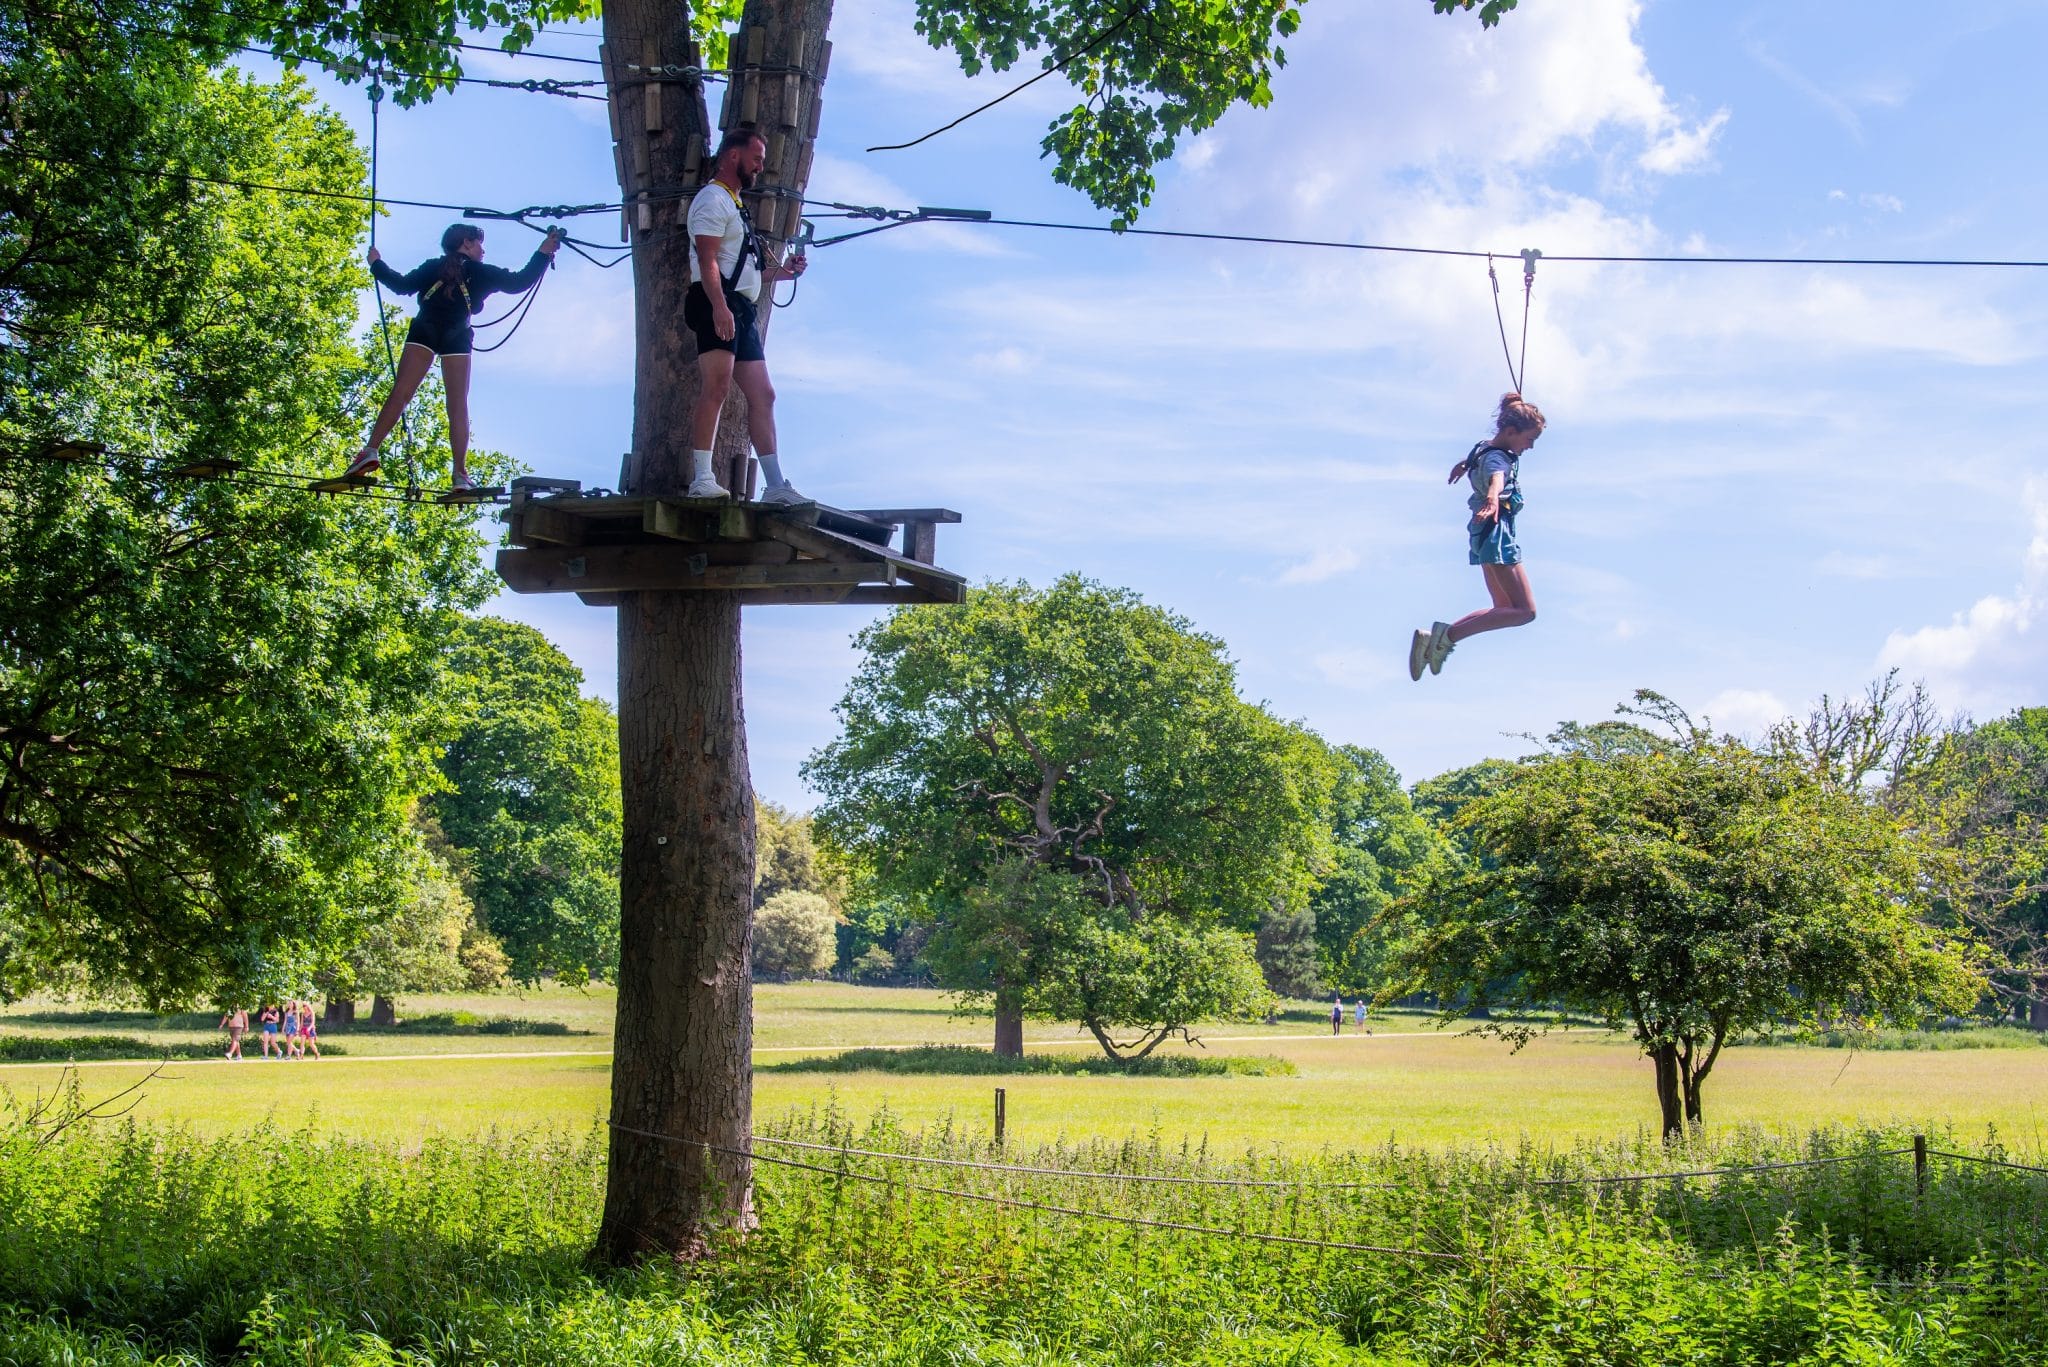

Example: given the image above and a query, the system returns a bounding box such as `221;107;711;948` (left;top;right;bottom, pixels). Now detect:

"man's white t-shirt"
687;182;761;302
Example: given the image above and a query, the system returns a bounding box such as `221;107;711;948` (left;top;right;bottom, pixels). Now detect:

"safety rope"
1487;250;1538;393
365;76;421;500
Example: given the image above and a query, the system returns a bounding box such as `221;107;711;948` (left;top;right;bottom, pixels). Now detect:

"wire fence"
611;1116;2048;1290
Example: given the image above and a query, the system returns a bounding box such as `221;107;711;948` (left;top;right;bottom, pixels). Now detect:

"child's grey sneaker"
1427;621;1455;675
684;475;730;500
1408;629;1431;682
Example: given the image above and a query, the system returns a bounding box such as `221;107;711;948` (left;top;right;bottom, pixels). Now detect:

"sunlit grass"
5;1000;2043;1156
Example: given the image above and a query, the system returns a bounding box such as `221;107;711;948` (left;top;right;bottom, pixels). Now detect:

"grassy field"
4;984;2045;1153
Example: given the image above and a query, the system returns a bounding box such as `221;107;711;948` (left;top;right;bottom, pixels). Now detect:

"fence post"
994;1087;1007;1149
1913;1134;1928;1199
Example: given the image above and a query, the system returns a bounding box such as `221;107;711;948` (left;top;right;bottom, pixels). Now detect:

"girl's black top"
370;250;552;327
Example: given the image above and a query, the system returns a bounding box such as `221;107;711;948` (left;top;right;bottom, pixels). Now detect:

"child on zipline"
340;222;562;489
1409;392;1546;680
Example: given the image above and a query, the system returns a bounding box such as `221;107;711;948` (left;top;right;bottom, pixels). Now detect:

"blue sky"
249;0;2048;805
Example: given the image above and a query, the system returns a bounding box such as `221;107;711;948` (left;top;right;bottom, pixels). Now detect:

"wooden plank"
498;545;889;595
643;39;661;132
793;520;968;586
815;504;895;544
842;507;962;524
309;475;376;496
903;520;937;564
760;517;887;563
168;458;242;478
437;486;505;507
578;592;624;607
511;501;589;545
846;584;959;605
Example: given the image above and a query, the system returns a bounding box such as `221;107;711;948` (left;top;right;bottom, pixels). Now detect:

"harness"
1466;441;1525;515
420;264;473;315
711;181;759;297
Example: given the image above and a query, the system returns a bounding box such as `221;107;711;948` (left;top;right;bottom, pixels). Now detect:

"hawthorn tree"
1393;694;1983;1141
807;576;1332;1061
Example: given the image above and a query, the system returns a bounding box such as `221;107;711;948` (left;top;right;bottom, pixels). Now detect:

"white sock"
757;452;786;488
691;449;716;483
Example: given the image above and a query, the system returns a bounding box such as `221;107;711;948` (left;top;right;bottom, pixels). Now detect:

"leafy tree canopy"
0;21;499;1004
432;618;622;982
1309;744;1444;995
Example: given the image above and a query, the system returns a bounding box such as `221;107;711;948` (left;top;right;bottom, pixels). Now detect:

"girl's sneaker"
449;471;477;492
1408;629;1431;682
343;449;380;479
1427;622;1455;675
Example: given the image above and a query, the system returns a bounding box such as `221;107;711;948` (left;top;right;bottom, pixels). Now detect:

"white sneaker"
758;482;810;506
1408;629;1431;682
1427;621;1455;675
684;474;730;500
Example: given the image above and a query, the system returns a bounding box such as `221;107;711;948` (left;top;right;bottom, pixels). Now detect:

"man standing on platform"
682;124;809;503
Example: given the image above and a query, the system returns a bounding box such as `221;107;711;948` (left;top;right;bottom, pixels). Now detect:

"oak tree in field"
807;576;1332;1060
1393;694;1982;1141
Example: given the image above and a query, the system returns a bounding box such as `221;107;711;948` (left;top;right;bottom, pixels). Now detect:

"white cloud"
1640;109;1730;174
1699;688;1793;739
1879;483;2048;715
1277;546;1360;585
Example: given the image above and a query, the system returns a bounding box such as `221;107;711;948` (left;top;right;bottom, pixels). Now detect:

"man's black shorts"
403;313;475;357
685;282;765;363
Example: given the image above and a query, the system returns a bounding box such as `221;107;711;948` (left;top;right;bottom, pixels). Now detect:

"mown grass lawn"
4;983;2044;1152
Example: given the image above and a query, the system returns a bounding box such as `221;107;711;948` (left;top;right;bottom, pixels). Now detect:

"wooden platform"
495;488;965;608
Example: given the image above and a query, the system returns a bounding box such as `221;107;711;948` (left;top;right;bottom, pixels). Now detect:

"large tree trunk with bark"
597;590;757;1264
2031;976;2048;1031
369;994;395;1027
323;998;354;1028
594;0;831;1266
994;986;1024;1057
1650;1043;1685;1143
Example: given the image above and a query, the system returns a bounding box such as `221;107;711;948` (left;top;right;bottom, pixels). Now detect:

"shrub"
752;890;837;980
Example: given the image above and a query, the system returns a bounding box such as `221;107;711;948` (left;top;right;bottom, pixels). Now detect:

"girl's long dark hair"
436;223;482;294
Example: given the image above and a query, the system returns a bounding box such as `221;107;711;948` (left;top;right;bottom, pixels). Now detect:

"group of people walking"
217;1001;322;1060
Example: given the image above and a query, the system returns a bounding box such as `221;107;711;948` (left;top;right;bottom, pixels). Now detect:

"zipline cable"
17;148;2048;275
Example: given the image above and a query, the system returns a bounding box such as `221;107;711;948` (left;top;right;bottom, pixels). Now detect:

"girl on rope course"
341;222;562;489
1409;392;1546;681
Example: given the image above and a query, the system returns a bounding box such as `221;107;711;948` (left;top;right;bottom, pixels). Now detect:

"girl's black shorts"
404;315;475;357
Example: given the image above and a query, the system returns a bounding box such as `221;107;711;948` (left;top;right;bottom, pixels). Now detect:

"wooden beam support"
842;507;963;525
499;545;896;595
509;501;588;546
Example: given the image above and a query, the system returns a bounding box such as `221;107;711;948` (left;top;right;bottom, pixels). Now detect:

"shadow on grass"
336;1013;587;1037
761;1044;1295;1078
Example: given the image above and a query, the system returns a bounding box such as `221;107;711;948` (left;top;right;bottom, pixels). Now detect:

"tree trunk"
592;0;831;1266
993;986;1024;1057
323;998;354;1028
2031;976;2048;1031
596;590;757;1265
369;995;396;1027
1650;1043;1685;1143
